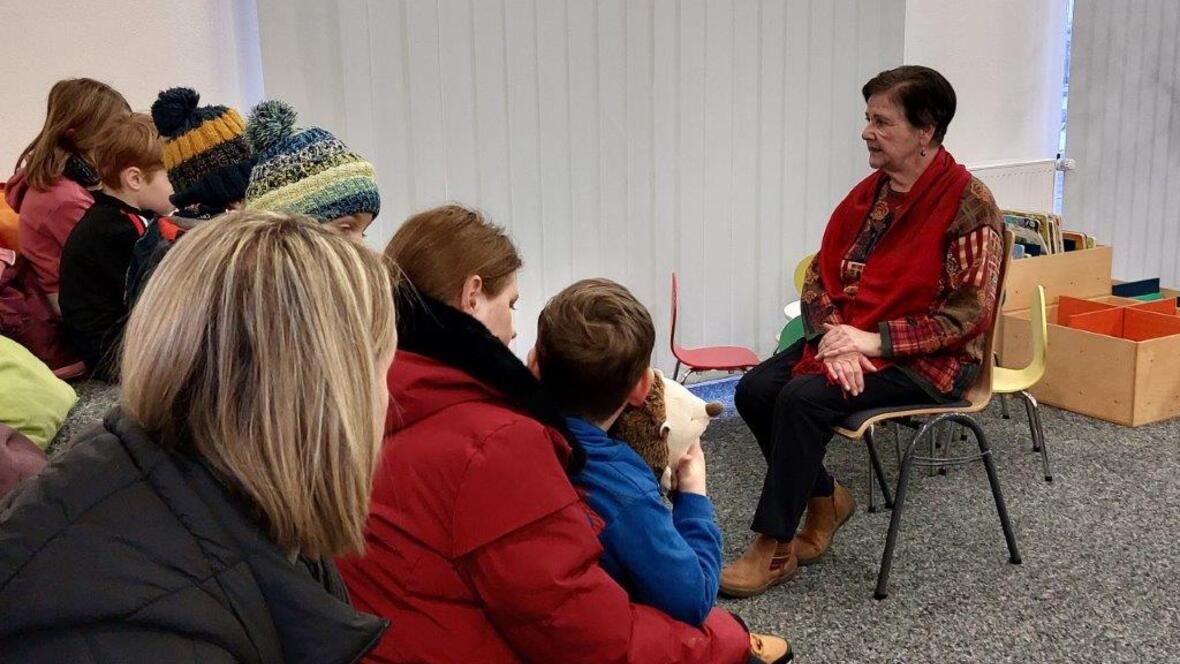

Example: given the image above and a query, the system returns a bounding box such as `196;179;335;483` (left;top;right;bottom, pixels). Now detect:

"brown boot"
793;481;856;566
719;535;798;598
749;633;794;663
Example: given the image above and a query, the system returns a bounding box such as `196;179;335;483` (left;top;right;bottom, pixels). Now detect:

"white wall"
0;0;265;175
13;0;1076;369
904;0;1068;166
258;0;906;369
1063;0;1180;286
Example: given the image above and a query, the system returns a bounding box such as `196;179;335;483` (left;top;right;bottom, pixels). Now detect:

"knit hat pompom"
152;87;201;138
245;108;381;222
154;88;253;211
246;100;298;155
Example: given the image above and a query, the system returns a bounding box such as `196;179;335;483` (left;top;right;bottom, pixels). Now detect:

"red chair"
670;273;761;383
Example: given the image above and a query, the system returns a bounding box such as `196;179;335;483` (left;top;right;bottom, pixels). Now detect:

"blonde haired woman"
0;211;397;662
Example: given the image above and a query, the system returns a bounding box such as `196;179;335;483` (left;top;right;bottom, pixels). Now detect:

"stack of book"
1002;209;1097;258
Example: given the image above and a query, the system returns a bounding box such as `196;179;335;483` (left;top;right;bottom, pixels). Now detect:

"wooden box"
999;246;1180;427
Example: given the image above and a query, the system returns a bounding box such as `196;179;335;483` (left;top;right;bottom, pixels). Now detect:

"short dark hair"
536;278;655;422
862;65;956;144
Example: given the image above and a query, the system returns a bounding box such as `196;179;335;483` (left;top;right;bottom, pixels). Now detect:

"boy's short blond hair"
536;278;654;422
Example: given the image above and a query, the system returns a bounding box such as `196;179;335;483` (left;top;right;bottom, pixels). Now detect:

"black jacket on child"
124;205;218;310
0;408;387;663
59;191;151;381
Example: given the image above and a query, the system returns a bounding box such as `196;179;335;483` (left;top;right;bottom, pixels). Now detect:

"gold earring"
920;147;927;157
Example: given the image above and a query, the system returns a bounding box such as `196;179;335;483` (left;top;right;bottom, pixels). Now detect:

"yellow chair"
794;252;815;295
993;284;1052;482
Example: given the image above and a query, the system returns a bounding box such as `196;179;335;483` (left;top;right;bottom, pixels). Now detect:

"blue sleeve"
670;491;723;599
600;490;722;626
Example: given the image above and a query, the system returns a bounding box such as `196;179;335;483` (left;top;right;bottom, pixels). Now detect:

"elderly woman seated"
721;65;1004;599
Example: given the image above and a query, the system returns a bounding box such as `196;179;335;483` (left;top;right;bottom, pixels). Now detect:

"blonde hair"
14;78;130;190
121;210;397;558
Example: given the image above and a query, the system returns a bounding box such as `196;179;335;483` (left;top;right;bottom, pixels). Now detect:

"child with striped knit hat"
243;100;380;244
125;87;255;307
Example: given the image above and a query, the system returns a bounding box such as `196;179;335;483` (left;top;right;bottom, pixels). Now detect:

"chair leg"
865;426;893;512
1017;392;1040;453
874;431;918;600
876;415;1022;600
866;435;875;515
999;393;1011;419
673;361;683;383
963;418;1023;566
937;423;954;476
928;423;939;477
1025;391;1054;482
892;422;903;466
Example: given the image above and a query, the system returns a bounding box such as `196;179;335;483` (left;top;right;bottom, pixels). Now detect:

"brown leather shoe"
793;481;856;566
719;535;798;598
749;633;794;663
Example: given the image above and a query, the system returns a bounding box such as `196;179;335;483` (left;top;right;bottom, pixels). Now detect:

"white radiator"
968;159;1059;213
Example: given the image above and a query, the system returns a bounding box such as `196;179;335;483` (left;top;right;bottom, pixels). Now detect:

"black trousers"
734;342;936;540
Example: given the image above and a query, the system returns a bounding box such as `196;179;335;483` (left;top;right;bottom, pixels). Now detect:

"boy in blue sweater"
531;278;792;664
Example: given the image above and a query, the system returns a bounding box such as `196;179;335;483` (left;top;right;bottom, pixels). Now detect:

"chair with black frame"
831;229;1022;600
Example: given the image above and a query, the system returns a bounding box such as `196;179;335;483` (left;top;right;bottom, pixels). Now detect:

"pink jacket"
5;169;94;299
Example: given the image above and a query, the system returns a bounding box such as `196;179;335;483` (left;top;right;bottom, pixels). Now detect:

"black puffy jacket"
0;408;386;663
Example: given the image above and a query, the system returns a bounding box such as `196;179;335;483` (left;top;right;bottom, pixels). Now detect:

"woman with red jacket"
336;204;763;663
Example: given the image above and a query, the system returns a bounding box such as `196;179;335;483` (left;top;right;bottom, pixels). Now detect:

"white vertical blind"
257;0;905;368
1064;0;1180;287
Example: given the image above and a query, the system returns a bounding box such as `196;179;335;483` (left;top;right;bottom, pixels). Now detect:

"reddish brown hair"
13;78;130;190
536;278;655;421
386;204;522;304
93;113;167;189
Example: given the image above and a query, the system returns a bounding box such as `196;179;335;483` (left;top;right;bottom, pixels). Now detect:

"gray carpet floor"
48;381;120;456
51;384;1180;663
709;400;1180;663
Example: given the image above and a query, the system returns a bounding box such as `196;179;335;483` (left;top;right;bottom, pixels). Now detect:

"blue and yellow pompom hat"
243;100;380;222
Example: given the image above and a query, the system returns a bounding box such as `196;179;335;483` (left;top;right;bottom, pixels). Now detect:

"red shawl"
795;148;972;378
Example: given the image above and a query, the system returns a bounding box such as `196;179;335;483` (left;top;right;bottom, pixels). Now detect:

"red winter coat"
337;294;750;664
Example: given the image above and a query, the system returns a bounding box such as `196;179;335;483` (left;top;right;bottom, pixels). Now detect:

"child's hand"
675;441;707;496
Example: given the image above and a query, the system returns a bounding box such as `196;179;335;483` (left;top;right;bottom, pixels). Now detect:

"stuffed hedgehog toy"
609;368;724;492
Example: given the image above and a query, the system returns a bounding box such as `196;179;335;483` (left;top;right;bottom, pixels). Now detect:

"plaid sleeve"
879;225;1003;359
800;254;844;342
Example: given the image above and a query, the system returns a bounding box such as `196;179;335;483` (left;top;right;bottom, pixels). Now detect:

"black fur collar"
394;289;586;474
